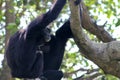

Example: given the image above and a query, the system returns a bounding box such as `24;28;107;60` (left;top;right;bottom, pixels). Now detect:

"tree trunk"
0;0;15;80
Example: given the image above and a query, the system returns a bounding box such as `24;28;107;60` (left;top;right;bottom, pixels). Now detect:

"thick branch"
69;0;120;78
69;0;95;54
81;2;115;42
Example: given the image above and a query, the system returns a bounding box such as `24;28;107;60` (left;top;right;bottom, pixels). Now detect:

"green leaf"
116;18;120;27
7;23;18;35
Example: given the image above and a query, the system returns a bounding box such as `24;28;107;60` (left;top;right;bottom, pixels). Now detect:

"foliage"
0;0;120;79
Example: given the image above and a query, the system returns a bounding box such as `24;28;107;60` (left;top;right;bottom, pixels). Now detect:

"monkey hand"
74;0;82;5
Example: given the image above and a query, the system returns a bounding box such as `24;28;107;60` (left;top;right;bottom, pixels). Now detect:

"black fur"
6;0;66;79
5;0;81;79
5;0;74;79
43;20;72;71
74;0;82;5
6;20;72;79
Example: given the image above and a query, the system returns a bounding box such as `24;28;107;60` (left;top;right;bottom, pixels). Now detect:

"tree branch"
69;0;120;78
64;68;100;77
74;73;103;80
69;0;95;54
81;2;115;42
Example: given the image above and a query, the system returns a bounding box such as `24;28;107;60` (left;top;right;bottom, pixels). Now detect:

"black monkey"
5;0;80;80
41;20;72;80
6;0;66;79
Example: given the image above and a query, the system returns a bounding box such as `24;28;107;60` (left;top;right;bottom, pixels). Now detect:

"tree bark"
81;2;115;42
0;0;15;80
69;0;120;78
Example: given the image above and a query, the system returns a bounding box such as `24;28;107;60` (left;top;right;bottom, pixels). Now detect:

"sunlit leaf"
116;18;120;27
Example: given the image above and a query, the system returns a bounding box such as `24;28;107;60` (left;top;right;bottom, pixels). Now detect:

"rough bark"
69;0;120;78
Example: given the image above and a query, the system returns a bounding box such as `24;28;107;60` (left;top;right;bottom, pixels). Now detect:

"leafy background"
0;0;120;80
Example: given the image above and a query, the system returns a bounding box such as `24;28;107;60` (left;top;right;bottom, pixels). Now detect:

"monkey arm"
26;0;66;38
